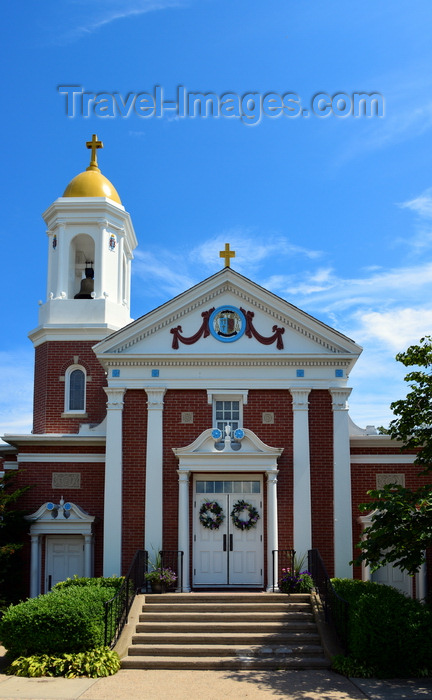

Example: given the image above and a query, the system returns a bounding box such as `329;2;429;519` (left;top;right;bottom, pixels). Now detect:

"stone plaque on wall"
181;412;194;424
52;472;81;489
376;473;405;489
262;412;274;424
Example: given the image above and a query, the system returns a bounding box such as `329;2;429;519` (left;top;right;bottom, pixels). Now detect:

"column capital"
289;388;311;410
329;387;352;411
265;470;279;484
177;470;191;482
104;386;126;410
145;387;167;410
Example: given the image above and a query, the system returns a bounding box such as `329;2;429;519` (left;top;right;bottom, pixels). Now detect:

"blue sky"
2;0;432;439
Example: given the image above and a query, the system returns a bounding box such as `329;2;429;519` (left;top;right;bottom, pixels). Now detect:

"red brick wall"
244;390;294;554
309;390;334;575
351;459;430;580
13;451;105;593
122;390;148;571
33;341;107;434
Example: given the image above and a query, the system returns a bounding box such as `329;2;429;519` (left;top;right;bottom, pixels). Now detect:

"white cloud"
352;308;432;353
54;0;189;44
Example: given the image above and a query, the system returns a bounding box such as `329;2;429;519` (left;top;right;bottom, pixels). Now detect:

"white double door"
193;478;263;587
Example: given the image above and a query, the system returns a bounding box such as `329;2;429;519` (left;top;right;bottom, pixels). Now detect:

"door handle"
230;534;233;551
223;535;227;552
48;575;52;591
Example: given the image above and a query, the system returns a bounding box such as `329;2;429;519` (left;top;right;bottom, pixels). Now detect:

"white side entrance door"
193;477;263;587
372;563;412;597
45;536;85;591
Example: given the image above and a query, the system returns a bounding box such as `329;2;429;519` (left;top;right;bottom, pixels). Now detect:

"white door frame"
174;428;282;592
26;500;94;597
193;474;264;587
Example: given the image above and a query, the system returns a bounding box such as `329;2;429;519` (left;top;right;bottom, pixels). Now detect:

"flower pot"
150;581;166;594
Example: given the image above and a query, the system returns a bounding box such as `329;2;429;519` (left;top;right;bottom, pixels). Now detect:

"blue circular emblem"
211;428;222;440
234;428;245;440
209;306;246;343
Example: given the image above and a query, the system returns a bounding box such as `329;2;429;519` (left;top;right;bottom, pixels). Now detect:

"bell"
74;266;94;299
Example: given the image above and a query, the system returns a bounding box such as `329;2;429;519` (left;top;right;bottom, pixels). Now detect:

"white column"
177;471;191;592
144;388;166;557
103;387;126;576
30;534;40;598
290;388;312;557
266;470;279;591
330;388;353;578
84;534;92;577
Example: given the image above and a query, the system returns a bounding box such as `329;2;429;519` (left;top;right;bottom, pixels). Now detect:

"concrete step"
132;631;321;645
135;621;318;633
145;593;310;604
139;611;313;623
128;643;325;657
143;602;310;613
121;655;330;670
121;592;330;672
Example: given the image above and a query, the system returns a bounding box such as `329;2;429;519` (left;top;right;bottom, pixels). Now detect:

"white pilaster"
103;387;126;576
330;388;353;578
84;534;92;577
30;534;40;598
266;470;279;591
177;470;191;592
290;388;312;556
144;388;167;557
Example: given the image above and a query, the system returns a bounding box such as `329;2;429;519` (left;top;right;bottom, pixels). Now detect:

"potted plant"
279;553;314;594
145;551;178;593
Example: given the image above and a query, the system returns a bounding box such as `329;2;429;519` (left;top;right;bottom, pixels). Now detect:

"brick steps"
121;592;330;671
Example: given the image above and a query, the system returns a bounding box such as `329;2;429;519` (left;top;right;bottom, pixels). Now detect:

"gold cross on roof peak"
86;134;103;171
220;243;235;268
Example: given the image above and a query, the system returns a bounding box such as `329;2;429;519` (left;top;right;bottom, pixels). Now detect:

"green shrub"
0;585;118;658
52;575;124;591
332;579;432;677
7;646;120;678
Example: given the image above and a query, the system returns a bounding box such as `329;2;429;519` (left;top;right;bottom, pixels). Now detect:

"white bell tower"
29;135;138;347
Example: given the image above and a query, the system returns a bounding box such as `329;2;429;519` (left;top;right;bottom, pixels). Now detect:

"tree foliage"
0;470;30;608
354;337;432;576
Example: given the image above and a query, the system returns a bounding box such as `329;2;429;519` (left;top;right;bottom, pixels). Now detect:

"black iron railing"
104;549;148;647
159;550;184;592
272;549;296;592
308;548;350;651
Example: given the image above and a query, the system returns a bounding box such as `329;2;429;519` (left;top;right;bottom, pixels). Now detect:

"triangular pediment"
94;269;362;367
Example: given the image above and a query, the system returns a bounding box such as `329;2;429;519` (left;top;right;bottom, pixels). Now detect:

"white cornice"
350;454;417;464
100;356;353;368
18;453;105;463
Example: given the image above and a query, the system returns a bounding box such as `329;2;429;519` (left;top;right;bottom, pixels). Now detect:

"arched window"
65;366;86;413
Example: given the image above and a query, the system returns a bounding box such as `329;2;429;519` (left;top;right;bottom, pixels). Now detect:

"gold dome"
63;134;122;204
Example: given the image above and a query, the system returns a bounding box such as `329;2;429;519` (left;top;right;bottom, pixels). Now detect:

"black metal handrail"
104;549;148;647
308;548;350;651
159;550;184;592
272;549;296;591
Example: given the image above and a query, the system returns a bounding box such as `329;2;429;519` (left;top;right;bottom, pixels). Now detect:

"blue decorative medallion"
211;428;222;440
209;306;246;343
234;428;245;440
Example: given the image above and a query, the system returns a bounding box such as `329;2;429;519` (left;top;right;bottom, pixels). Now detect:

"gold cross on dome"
219;243;235;268
86;134;103;170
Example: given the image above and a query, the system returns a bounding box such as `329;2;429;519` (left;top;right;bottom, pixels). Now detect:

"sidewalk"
2;667;432;700
2;645;432;700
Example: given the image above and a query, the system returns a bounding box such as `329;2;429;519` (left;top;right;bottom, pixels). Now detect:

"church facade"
1;137;427;599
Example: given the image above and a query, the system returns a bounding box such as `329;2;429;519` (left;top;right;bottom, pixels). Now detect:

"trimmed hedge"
52;575;124;591
332;579;432;677
0;585;118;658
